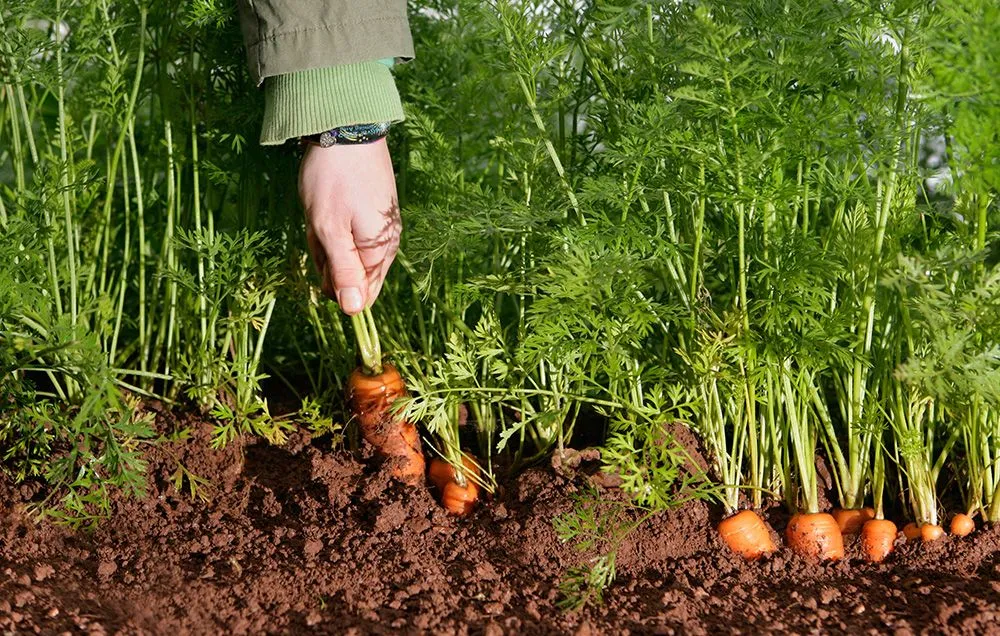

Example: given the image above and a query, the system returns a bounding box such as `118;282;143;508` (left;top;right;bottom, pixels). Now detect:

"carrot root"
920;524;945;542
718;510;776;560
860;518;897;563
442;480;480;516
348;364;425;484
950;513;975;537
785;512;844;560
902;522;921;541
831;507;875;535
430;456;482;516
429;456;478;490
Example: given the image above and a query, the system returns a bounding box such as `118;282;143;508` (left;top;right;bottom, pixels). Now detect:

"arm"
237;0;412;314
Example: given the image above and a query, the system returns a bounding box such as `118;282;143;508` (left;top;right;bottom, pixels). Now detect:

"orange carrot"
831;507;875;535
442;479;480;516
920;524;945;542
902;522;921;541
718;510;776;560
860;518;897;563
785;513;844;560
429;455;481;516
950;513;975;537
428;455;478;490
347;364;425;484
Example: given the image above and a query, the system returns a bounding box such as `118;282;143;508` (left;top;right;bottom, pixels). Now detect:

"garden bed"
1;406;999;635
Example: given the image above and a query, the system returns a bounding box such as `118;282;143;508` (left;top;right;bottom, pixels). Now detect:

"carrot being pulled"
347;309;425;484
718;510;776;560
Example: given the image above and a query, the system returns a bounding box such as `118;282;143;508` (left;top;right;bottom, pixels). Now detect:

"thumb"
324;233;369;315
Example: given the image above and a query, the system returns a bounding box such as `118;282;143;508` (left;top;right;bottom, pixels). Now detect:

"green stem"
351;308;383;374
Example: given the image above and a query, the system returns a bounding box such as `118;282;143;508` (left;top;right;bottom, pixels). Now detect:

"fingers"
353;203;401;308
308;206;400;314
321;227;369;315
299;140;400;315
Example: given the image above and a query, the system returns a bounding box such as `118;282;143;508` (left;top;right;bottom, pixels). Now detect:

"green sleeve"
259;59;404;146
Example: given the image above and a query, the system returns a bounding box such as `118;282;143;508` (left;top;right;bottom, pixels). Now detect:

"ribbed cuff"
260;61;404;146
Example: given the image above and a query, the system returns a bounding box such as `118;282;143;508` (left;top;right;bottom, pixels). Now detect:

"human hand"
298;138;401;315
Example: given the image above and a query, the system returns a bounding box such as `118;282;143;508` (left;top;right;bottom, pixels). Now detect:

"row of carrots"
343;325;978;552
719;507;977;562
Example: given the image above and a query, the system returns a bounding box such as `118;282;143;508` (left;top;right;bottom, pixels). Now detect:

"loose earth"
1;406;999;634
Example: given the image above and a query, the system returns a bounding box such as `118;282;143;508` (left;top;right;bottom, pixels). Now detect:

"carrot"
429;455;482;516
902;522;921;541
831;507;875;535
785;512;844;560
428;455;478;490
860;518;897;563
950;513;975;537
442;479;480;516
717;510;776;560
920;523;945;542
347;363;425;484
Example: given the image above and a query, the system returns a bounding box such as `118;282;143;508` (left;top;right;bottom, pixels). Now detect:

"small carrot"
442;479;480;516
428;455;478;490
348;363;425;484
785;512;844;560
902;522;921;541
860;518;897;563
950;513;975;537
430;455;481;516
718;510;776;560
920;523;945;542
831;507;875;535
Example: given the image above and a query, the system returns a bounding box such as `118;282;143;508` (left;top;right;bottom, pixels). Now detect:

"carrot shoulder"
860;518;897;563
429;455;481;516
718;510;776;560
831;507;875;535
950;513;975;537
785;512;844;560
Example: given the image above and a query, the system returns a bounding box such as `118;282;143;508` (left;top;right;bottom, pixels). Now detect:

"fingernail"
337;287;363;314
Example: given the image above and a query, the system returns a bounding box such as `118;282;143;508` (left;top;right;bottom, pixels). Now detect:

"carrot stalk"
785;512;844;560
718;510;776;560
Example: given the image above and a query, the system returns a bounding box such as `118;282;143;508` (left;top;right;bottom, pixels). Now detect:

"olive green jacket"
237;0;413;145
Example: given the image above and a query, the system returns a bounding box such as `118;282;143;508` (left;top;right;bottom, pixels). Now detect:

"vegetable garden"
2;0;999;632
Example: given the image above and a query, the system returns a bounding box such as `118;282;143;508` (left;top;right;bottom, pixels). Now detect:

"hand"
299;138;401;315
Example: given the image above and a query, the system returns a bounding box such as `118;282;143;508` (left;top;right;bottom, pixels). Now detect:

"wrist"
301;121;392;149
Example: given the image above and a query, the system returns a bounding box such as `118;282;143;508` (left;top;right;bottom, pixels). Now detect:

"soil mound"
1;408;999;634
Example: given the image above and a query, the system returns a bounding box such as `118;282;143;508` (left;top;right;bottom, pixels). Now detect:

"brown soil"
2;407;1000;635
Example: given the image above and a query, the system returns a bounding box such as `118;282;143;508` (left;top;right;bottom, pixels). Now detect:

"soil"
2;405;1000;635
